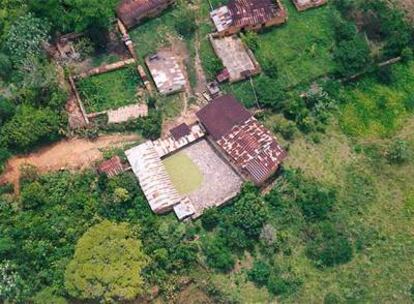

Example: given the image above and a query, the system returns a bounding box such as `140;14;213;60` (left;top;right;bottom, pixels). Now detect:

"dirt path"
0;134;140;194
194;31;208;94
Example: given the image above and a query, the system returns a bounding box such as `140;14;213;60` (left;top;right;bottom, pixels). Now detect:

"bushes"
247;261;271;287
386;139;411;164
334;35;371;77
136;110;162;140
0;105;63;152
203;236;235;272
247;262;303;296
306;222;353;267
254;76;286;110
174;5;196;38
201;207;220;231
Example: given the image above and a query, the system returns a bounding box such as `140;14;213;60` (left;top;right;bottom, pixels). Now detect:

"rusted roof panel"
217;117;286;184
170;123;191;141
117;0;171;28
196;95;252;140
228;0;284;28
98;156;124;177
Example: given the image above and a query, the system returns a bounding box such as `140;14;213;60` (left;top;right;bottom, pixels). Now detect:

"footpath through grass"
77;66;140;113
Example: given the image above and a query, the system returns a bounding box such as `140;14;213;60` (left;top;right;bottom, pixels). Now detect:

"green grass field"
163;151;203;195
253;0;336;89
198;0;337;106
339;62;414;138
77;66;140;113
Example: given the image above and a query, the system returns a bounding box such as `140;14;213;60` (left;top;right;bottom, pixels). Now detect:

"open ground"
0;134;140;193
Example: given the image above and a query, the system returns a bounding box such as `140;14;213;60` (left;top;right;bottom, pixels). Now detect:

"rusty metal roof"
217;117;286;185
196;95;252;140
228;0;284;28
170;123;191;140
117;0;171;28
97;156;124;177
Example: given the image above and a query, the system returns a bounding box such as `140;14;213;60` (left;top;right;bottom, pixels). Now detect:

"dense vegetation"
1;0;414;303
77;66;141;113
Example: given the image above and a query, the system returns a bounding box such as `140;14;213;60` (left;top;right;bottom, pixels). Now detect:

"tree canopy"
64;220;149;303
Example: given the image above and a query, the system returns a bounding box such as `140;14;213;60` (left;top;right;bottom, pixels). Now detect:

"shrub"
0;105;62;152
175;6;196;38
203;237;235;272
334;35;371;77
247;261;271;287
20;181;47;210
137;110;162;140
386;139;411;164
232;192;268;238
201;207;220;230
261;56;279;79
273;120;296;140
254;76;286;110
324;292;341;304
266;274;288;295
306;223;353;267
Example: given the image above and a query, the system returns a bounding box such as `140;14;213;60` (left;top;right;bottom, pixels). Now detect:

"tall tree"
64;220;149;303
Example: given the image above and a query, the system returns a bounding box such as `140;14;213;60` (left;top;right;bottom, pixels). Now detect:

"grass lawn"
129;7;178;58
77;66;141;113
198;0;337;106
163;151;203;195
339;62;414;138
253;0;336;89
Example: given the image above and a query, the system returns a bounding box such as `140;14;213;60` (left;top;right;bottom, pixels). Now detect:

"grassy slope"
205;113;414;302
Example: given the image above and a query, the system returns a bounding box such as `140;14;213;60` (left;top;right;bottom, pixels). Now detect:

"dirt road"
0;134;140;193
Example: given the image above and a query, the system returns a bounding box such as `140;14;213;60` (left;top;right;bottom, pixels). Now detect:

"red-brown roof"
117;0;171;28
170;123;191;140
98;156;124;177
217;118;286;184
228;0;284;28
196;95;252;140
196;95;286;184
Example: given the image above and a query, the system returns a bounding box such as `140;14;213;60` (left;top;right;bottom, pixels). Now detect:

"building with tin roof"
117;0;174;28
196;95;286;185
210;0;287;37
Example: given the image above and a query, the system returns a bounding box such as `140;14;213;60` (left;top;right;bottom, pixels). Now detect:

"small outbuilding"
196;95;287;185
145;48;187;95
210;35;261;83
210;0;287;37
98;156;125;177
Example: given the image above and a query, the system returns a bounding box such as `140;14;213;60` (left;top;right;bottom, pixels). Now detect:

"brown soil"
393;0;414;23
0;134;140;193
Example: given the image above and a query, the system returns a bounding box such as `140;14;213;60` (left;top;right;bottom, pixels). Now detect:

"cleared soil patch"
163;151;203;195
0;134;140;193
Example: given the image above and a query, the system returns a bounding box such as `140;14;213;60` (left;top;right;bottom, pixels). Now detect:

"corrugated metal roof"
228;0;284;28
117;0;171;28
217;117;286;185
196;95;252;140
